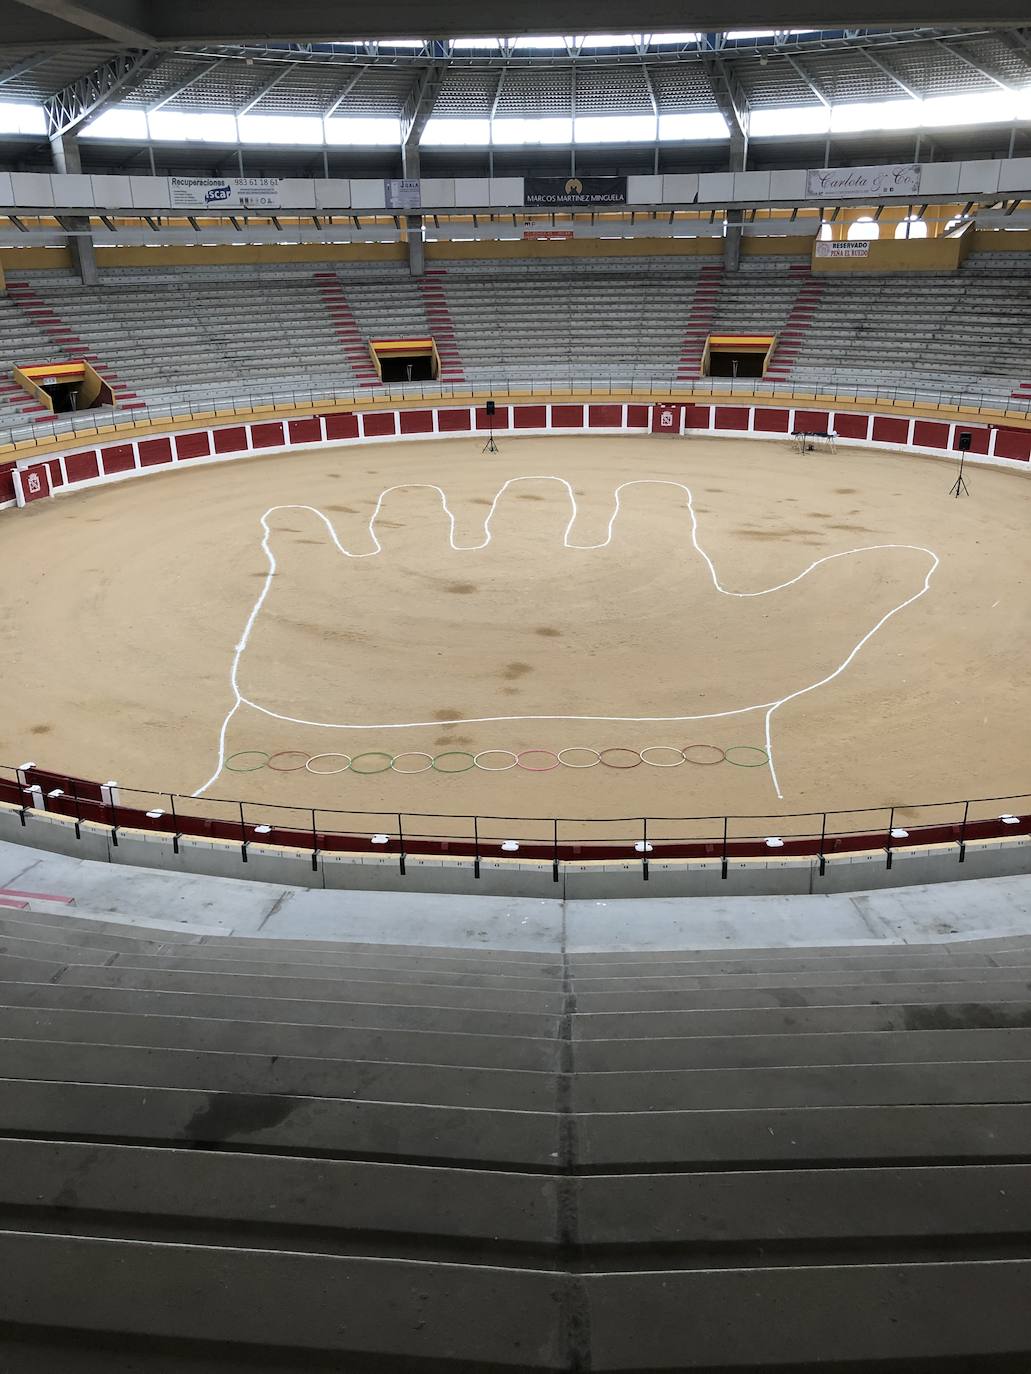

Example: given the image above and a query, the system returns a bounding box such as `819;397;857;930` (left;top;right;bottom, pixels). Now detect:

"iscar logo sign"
204;184;233;204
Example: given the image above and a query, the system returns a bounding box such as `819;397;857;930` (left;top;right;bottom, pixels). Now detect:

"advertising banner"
815;241;871;258
524;175;627;207
169;177;283;210
384;179;422;210
805;163;921;199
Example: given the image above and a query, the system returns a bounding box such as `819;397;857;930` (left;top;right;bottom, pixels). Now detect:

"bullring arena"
4;12;1031;1370
2;405;1029;853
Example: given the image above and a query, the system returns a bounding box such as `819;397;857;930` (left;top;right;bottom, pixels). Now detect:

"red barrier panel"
832;412;869;440
682;404;710;428
101;443;135;476
250;421;285;449
287;417;321;444
752;407;790;433
213;425;248;454
913;420;950;450
872;415;909;444
362;412;396;437
551;404;583;428
714;406;749;431
652;403;681;433
138;437;173;467
175;432;211;461
626;404;650;429
588;404;622;427
322;412;359;440
951;426;989;455
794;409;829;432
475;405;509;430
399;409;434;434
994;428;1031;462
64;450;99;483
0;461;14;504
44;457;63;490
514;404;547;428
437;408;472;432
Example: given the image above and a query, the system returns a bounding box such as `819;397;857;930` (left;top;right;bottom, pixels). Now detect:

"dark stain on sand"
502;662;533;680
535;626;561;637
446;582;477;594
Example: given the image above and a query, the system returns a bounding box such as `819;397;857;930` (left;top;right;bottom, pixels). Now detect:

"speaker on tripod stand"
949;431;971;498
482;399;499;454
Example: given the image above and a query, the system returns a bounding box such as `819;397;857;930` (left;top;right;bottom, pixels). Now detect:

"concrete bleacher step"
0;904;1027;1368
0;1078;560;1166
0;1000;559;1070
0;966;559;1038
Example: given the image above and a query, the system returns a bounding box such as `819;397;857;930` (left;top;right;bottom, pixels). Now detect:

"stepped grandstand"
1;0;1031;1369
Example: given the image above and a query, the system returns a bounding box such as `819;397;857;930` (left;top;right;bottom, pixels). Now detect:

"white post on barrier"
16;761;35;789
25;784;44;811
101;781;120;808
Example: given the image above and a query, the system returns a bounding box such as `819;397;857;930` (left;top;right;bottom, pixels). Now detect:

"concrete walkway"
2;837;1030;952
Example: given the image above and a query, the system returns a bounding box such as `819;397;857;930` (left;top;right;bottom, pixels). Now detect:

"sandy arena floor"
1;433;1029;842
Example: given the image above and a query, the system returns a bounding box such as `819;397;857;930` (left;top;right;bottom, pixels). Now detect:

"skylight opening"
492;116;573;143
575;114;656;143
0;101;45;135
324;116;402;144
658;111;729;140
422;117;491;145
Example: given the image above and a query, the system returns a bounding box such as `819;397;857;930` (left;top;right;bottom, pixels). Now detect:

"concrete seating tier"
0;901;1028;1369
1;253;1030;421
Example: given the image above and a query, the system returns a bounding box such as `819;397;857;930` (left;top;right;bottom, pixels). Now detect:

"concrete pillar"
407;220;425;277
50;132;98;286
402;139;424;277
728;126;748;173
723;214;743;273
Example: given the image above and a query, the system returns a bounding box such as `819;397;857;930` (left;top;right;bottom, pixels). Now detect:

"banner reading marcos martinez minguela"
524;176;628;208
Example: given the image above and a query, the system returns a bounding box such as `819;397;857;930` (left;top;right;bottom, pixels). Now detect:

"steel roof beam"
43;47;160;135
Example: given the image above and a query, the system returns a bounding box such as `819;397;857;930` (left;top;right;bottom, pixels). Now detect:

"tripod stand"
948;451;969;498
482;408;498;454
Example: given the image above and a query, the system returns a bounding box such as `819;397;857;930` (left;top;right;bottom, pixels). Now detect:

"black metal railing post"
885;805;895;870
397;813;406;877
818;811;827;877
473;815;480;880
721;815;728;880
239;800;248;863
310;809;319;872
958;799;970;863
71;777;82;841
552;818;559;884
641;818;649;881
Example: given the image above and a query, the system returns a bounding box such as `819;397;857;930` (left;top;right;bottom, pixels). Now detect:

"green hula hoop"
225;750;270;772
432;751;477;774
349;751;395;775
725;746;770;768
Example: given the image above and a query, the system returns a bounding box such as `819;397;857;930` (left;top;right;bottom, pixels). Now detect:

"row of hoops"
225;744;770;775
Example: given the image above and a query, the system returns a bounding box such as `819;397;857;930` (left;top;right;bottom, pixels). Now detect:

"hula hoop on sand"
640;746;686;768
474;750;519;772
225;751;269;772
517;749;561;773
725;746;770;768
557;747;601;769
600;748;643;770
267;751;310;772
305;753;352;775
350;752;394;775
391;751;434;775
682;744;725;766
433;751;476;774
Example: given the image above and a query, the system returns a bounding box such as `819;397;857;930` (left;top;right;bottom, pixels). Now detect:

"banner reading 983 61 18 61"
169;177;283;210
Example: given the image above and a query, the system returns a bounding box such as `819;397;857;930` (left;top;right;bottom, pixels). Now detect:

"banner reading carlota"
524;175;628;207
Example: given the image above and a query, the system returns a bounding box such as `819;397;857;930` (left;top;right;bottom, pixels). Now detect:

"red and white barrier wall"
2;399;1029;510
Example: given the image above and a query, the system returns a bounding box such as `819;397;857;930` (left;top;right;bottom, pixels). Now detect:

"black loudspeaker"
958;431;972;452
486;400;496;416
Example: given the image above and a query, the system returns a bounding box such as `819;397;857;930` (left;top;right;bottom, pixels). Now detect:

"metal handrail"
1;373;1028;453
3;763;1027;878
